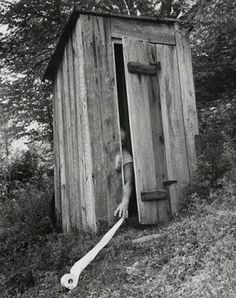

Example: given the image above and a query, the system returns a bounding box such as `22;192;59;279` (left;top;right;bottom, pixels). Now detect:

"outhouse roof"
44;8;178;81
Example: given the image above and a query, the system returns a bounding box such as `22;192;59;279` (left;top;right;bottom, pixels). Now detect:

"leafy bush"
0;147;54;239
182;94;236;206
1;176;53;226
8;150;38;183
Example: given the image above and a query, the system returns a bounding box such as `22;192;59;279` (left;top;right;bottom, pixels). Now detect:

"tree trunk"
159;0;173;17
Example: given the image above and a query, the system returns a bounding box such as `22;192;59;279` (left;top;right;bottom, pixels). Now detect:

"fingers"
121;209;128;218
114;206;128;218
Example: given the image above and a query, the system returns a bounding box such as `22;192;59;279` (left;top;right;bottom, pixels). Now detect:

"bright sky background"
0;24;8;35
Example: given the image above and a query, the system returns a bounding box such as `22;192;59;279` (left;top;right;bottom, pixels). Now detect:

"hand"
114;201;129;218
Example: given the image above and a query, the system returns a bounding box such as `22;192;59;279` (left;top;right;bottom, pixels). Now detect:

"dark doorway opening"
113;42;138;217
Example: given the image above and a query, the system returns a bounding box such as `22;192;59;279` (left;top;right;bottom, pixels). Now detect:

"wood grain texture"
56;63;70;232
175;24;199;180
127;61;159;76
141;189;167;201
66;35;81;229
52;14;196;231
61;45;73;232
92;17;122;224
53;75;61;229
123;38;169;224
111;18;175;45
155;44;190;214
44;11;177;81
73;18;96;232
145;42;170;222
80;15;122;226
81;15;107;223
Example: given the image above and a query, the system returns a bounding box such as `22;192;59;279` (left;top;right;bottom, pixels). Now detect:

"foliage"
0;0;69;145
1;179;53;224
0;147;54;231
8;150;38;183
190;0;236;102
181;93;236;206
0;79;54;144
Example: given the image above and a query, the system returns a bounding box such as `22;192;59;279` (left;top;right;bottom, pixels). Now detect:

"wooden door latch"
127;61;161;76
141;189;167;201
163;180;177;186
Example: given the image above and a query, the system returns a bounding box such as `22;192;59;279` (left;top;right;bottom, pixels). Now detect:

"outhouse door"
122;38;170;224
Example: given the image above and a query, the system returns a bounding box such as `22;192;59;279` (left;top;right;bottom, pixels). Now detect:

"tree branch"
122;0;131;15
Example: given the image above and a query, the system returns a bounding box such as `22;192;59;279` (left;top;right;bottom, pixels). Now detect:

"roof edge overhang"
43;8;178;81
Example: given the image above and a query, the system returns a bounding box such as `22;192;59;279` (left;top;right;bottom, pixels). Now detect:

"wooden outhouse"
44;9;199;233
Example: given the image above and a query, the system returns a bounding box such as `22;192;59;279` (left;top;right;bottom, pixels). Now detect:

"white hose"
61;217;125;290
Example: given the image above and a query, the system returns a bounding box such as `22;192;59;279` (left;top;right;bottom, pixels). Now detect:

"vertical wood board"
66;36;81;229
61;46;74;232
144;42;170;222
73;18;97;231
155;44;190;213
80;15;122;226
56;64;70;232
123;38;169;224
92;16;122;223
53;78;61;228
80;15;108;223
175;25;199;180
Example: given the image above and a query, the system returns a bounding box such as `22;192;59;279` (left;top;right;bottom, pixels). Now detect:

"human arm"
114;162;133;218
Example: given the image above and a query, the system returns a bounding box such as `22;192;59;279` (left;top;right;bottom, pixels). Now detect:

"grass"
0;183;235;298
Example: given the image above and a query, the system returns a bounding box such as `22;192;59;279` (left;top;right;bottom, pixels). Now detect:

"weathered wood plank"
111;18;175;45
141;189;167;201
53;76;61;228
123;38;171;224
127;61;160;76
145;42;170;222
73;17;97;232
56;63;70;232
81;15;108;224
80;15;122;227
66;35;81;229
71;22;83;231
92;16;122;224
175;24;199;180
61;45;73;233
44;11;177;81
123;38;159;224
155;44;190;214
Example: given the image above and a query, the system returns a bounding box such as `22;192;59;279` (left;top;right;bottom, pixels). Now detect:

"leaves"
190;0;236;101
0;0;68;145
